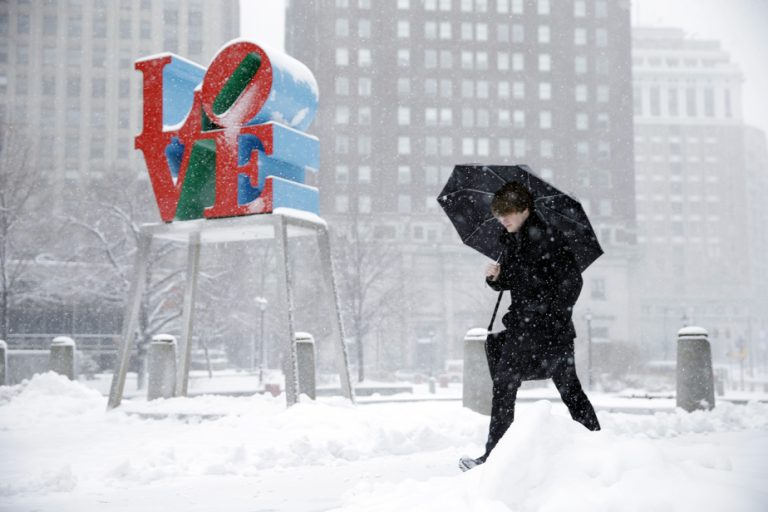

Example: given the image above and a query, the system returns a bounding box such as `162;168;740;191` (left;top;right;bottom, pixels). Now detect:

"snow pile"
0;371;104;427
334;401;768;512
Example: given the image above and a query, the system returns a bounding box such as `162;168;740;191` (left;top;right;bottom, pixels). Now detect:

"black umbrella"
436;164;602;272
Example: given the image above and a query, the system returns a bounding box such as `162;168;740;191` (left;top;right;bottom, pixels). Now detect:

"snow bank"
333;401;768;512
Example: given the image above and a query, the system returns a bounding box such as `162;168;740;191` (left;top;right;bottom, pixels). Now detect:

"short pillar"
148;334;177;400
677;326;715;412
49;336;76;380
296;332;316;400
463;328;492;415
50;336;76;379
0;339;7;386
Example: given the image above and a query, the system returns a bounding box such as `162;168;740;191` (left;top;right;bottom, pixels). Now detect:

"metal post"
108;232;152;409
0;339;6;386
316;223;355;402
259;302;266;385
296;332;316;399
584;310;593;390
274;215;299;406
176;230;202;397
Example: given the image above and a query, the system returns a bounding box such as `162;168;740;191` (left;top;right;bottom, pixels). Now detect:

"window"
576;113;589;130
539;140;552;158
398;137;411;154
358;77;371;96
335;77;349;95
575;56;587;74
512;24;524;43
335;136;349;154
397;20;409;38
476;23;488;41
513;82;525;99
512;53;524;71
574;0;586;17
425;49;437;69
686;87;697;116
591;279;606;300
477;81;489;98
357;136;371;155
512;0;523;13
597;85;609;103
667;87;678;116
425;21;437;39
397;49;410;67
650;87;660;116
461;22;473;40
498;81;510;99
497;23;509;42
43;15;57;36
477;138;489;156
397;0;410;8
335;165;349;183
537;0;549;15
335;106;349;124
359;196;372;213
514;139;527;158
539;82;551;100
398;106;411;125
359;166;371;183
336;48;349;66
538;25;550;43
398;195;411;213
398;165;411;184
497;52;509;70
358;19;371;38
358;48;371;67
575;85;587;102
441;136;453;156
335;196;349;213
425;79;438;96
512;110;524;128
538;54;551;72
498;139;511;157
574;28;587;45
539;111;551;129
397;78;410;96
440;79;452;97
596;29;607;47
440;22;451;39
358;106;371;125
462;138;474;156
335;18;349;37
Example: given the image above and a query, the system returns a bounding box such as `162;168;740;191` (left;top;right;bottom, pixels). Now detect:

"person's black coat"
486;211;582;348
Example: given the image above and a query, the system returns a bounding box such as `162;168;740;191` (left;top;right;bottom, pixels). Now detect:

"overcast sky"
240;0;768;135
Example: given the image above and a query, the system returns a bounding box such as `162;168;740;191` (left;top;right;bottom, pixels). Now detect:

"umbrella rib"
463;216;499;243
537;204;590;230
438;188;495;200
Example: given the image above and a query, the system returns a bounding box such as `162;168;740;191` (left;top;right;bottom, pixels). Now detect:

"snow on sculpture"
134;40;320;222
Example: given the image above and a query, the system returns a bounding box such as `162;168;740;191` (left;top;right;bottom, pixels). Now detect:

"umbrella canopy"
436;164;603;272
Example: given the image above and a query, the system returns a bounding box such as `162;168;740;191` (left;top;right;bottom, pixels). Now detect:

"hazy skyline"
240;0;768;136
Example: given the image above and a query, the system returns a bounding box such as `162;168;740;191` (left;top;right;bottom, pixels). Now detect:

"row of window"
347;0;608;17
334;105;611;131
333;134;612;159
335;47;611;74
633;57;726;69
335;18;609;47
334;76;612;103
634;85;733;119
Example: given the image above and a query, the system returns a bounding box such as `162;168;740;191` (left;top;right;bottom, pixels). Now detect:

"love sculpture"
107;41;354;409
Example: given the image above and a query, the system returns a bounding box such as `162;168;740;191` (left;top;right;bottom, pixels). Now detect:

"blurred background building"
286;0;638;374
632;27;768;369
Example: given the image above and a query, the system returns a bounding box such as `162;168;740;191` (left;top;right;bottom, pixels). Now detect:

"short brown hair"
491;181;534;216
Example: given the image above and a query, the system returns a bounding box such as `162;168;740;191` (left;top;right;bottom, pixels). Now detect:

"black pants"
480;337;600;462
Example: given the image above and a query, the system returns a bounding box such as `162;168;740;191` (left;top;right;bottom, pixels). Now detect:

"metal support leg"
317;224;355;402
107;232;152;410
176;231;202;397
274;215;299;406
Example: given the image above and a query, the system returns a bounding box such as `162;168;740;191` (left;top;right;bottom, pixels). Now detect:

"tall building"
0;0;239;357
0;0;239;212
287;0;637;370
632;27;766;364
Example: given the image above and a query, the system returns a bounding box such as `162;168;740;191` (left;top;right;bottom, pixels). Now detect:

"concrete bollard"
147;334;177;400
296;332;316;400
677;326;715;412
463;328;492;415
0;339;7;386
49;336;76;380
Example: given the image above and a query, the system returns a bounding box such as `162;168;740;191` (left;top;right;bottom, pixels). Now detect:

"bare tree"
331;213;403;382
0;124;38;340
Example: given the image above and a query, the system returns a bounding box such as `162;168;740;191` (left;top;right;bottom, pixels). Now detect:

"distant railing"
6;334;120;353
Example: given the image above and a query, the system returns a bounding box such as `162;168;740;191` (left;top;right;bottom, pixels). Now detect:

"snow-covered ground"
1;372;767;512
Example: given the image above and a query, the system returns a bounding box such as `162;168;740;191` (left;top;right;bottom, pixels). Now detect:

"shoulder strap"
487;290;505;332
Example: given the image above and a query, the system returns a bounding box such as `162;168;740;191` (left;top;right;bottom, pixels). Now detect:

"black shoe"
458;456;484;472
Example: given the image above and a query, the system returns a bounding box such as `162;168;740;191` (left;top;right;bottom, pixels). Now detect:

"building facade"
632;27;767;366
287;0;637;371
0;0;239;212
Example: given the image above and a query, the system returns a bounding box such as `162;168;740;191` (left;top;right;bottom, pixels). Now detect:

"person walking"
459;181;600;472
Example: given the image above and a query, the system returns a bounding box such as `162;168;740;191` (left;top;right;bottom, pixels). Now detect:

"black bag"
485;291;558;381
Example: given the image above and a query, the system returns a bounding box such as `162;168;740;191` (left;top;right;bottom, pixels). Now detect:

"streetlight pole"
255;297;268;386
584;309;593;390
